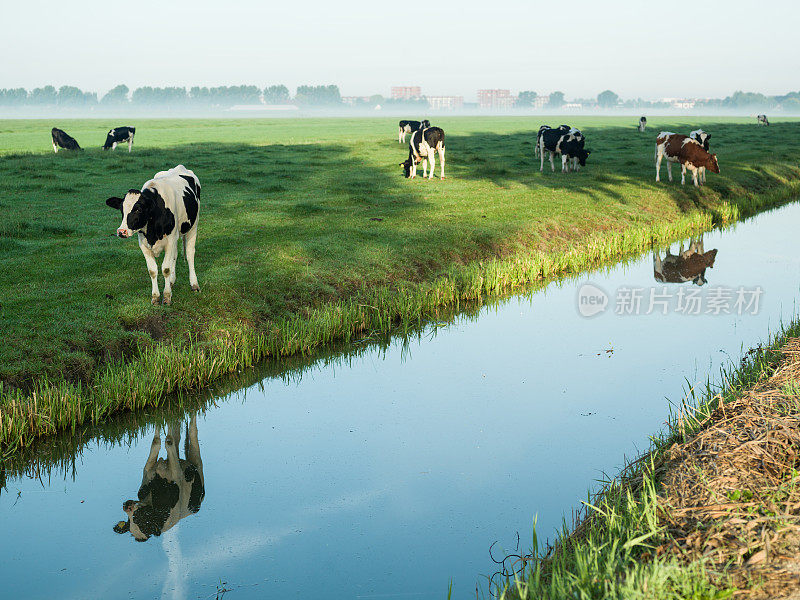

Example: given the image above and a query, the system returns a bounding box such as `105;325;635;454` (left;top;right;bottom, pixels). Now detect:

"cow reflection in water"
653;236;718;286
114;415;204;541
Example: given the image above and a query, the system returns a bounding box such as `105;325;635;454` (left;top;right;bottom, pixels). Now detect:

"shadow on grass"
1;121;798;391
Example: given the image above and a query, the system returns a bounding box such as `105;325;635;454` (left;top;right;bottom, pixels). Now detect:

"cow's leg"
561;154;569;173
426;149;435;179
139;239;161;304
128;136;133;153
539;142;545;171
161;243;179;305
549;151;556;173
53;142;58;154
667;161;673;182
655;148;661;181
438;145;445;179
184;227;200;292
164;422;183;482
141;428;162;485
691;167;699;187
185;414;203;479
399;127;403;144
112;142;117;151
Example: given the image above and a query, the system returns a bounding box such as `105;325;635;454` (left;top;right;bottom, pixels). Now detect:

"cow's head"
106;188;156;238
705;153;720;174
421;119;431;129
399;158;414;178
575;148;591;167
102;130;115;150
113;499;166;542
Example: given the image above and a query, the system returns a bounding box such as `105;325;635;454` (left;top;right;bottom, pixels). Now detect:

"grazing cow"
398;119;431;143
114;416;205;542
757;114;769;126
538;126;590;172
689;129;711;183
653;236;717;286
103;126;136;152
105;164;200;305
534;124;571;157
655;132;719;187
51;128;81;153
400;126;445;179
638;117;647;132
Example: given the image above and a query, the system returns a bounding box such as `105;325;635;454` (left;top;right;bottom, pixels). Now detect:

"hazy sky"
2;0;797;101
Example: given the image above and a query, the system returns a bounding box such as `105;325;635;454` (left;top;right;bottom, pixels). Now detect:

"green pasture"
1;115;799;451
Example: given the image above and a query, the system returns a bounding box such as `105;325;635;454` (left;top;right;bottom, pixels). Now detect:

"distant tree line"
2;85;800;111
0;84;344;107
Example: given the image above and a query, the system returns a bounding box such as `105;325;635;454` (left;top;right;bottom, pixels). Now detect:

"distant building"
562;103;583;110
659;98;697;109
341;96;374;106
532;95;549;110
391;86;422;100
426;96;464;110
477;89;517;110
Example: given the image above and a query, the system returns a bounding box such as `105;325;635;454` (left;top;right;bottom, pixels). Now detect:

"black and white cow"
689;129;711;183
400;127;446;179
398;119;431;143
51;127;81;153
534;124;570;157
114;416;204;542
538;126;590;172
105;165;200;305
103;126;136;152
638;117;647;132
757;114;769;126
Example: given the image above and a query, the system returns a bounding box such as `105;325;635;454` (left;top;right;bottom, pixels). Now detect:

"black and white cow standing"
51;127;82;152
534;124;570;157
103;126;136;152
398;119;431;143
757;114;769;126
689;129;711;183
399;126;446;179
538;126;590;172
114;416;204;542
105;165;200;305
638;117;647;132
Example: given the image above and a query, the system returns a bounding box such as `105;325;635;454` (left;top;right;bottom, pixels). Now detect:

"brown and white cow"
106;165;200;305
114;416;205;542
653;236;718;286
655;132;719;187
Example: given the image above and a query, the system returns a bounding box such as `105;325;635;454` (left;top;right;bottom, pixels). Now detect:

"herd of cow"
43;114;768;306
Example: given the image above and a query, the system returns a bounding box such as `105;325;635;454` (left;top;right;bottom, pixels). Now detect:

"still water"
2;203;799;600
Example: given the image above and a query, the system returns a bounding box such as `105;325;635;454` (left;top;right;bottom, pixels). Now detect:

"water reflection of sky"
2;202;799;600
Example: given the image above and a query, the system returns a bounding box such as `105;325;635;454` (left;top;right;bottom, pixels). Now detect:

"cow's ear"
106;197;123;210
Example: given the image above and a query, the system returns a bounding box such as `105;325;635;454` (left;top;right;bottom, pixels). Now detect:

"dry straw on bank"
656;338;800;598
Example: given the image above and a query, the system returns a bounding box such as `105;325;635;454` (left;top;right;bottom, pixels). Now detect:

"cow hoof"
151;295;160;305
191;284;200;292
162;295;172;306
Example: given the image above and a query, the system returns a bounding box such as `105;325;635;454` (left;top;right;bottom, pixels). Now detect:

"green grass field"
1;116;799;451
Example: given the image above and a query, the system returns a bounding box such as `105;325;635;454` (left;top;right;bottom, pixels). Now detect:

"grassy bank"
501;321;800;599
2;116;800;453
